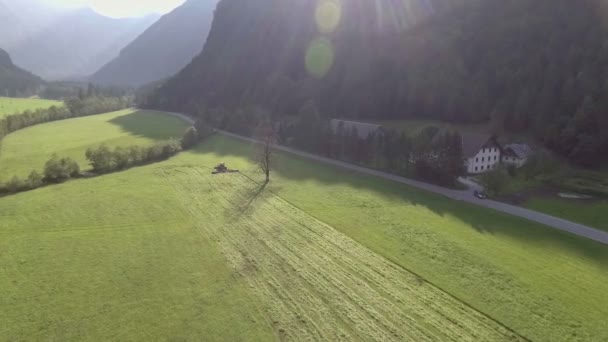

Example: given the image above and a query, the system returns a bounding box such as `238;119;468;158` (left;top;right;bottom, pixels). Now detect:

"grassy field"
2;130;608;341
0;109;189;181
524;198;608;232
0;97;62;117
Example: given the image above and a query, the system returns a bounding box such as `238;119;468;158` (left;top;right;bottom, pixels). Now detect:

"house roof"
461;133;498;158
504;144;532;159
330;119;383;139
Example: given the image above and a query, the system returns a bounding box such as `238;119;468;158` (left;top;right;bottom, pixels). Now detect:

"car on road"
474;190;489;199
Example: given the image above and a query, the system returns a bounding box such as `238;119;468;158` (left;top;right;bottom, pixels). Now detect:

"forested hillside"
150;0;608;166
0;49;43;97
90;0;217;87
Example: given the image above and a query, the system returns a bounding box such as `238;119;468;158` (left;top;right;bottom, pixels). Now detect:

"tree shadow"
108;110;189;140
223;177;268;222
189;134;608;267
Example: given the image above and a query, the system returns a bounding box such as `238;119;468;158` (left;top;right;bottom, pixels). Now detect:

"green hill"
150;0;608;166
0;48;43;97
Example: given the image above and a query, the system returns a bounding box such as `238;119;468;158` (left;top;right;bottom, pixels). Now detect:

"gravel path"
158;110;608;245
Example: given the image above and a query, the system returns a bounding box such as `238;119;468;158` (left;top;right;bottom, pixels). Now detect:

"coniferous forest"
147;0;608;167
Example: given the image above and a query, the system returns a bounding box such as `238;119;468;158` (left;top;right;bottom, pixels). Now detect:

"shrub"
479;169;510;196
44;154;80;183
181;127;199;149
6;176;26;193
160;140;182;159
85;145;115;173
26;171;44;189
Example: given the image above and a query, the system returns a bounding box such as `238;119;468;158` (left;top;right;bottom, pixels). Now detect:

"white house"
502;144;532;168
462;133;502;174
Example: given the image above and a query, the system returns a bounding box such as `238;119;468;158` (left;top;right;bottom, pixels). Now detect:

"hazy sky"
50;0;186;18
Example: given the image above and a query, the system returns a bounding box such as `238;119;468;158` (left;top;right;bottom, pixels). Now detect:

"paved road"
160;111;608;245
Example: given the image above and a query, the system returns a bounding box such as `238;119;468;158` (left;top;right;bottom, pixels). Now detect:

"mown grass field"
2;127;608;341
0;109;189;181
0;97;62;117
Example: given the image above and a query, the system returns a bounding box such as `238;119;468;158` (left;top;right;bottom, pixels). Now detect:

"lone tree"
254;119;277;183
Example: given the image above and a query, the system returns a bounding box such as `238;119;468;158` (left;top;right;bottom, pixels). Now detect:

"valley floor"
0;97;61;118
1;113;608;341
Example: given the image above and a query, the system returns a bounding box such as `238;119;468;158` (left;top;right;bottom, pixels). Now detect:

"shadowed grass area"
183;135;608;342
0;109;189;181
524;197;608;232
0;97;62;118
2;131;608;341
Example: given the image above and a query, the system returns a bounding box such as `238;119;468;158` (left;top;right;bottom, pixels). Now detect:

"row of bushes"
0;120;211;197
86;140;182;174
0;155;80;194
0;140;181;196
0;96;130;139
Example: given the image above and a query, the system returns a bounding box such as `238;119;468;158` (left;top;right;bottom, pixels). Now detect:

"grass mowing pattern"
0;109;189;181
0;164;273;341
0;97;61;117
159;165;522;341
2;128;608;341
192;136;608;342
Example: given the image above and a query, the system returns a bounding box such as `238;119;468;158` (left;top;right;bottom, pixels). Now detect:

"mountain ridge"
150;0;608;166
3;5;159;80
90;0;217;87
0;48;43;97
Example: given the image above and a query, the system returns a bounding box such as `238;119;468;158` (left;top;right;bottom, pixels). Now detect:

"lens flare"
305;37;334;79
315;0;342;33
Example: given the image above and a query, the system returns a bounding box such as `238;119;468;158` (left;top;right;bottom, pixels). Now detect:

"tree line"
0;96;131;141
0;122;212;196
147;0;608;168
198;102;465;186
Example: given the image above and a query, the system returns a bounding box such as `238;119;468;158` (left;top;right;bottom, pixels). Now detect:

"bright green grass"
188;136;608;342
0;109;189;181
0;97;62;118
525;198;608;232
2;132;608;341
0;164;273;341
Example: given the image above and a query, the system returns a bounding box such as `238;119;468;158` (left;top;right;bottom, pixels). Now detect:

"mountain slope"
0;0;61;50
6;8;159;80
151;0;608;166
0;49;43;97
90;0;217;87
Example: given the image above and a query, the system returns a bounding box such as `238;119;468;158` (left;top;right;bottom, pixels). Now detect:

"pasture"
0;109;189;181
0;97;61;117
524;197;608;232
1;127;608;341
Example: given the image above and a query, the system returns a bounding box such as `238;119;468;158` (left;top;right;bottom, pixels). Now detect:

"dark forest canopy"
148;0;608;167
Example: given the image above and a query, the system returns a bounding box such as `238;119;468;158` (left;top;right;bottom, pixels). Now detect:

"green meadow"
1;114;607;341
0;97;62;118
0;109;189;181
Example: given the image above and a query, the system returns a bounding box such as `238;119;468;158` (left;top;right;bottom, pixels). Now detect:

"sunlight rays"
305;0;437;79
